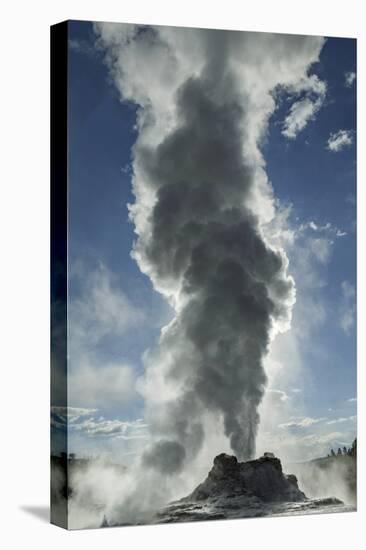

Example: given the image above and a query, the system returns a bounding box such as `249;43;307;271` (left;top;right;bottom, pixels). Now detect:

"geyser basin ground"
155;453;354;524
56;451;355;528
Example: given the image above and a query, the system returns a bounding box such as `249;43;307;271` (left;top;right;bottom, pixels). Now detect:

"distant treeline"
327;438;357;459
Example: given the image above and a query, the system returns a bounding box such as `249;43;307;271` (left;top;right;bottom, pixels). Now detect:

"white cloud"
51;406;98;430
339;280;356;335
68;362;136;409
282;97;319;139
71;417;148;439
347;397;357;403
309;221;318;231
344;71;356;87
279;416;327;429
309;237;332;264
298;220;346;239
264;401;356;462
296;431;350;450
51;406;98;418
327;129;353;152
341;280;355;300
326;416;356;426
265;208;336;291
69;262;144;351
282;75;326;139
340;309;355;334
68;38;96;57
346;194;356;206
258;422;355;463
68;263;145;409
267;389;290;402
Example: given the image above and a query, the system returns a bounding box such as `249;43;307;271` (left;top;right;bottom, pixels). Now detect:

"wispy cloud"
298;220;347;239
51;406;98;418
298;431;350;450
344;71;356;87
267;389;290;402
68;262;145;408
71;417;148;439
68;38;97;58
327;129;353;152
326;415;356;426
259;425;355;462
309;238;332;264
346;194;356;206
341;281;356;301
69;262;144;350
282;75;326;139
69;362;136;409
339;281;356;335
279;416;327;429
52;406;149;441
51;406;98;430
282;98;318;139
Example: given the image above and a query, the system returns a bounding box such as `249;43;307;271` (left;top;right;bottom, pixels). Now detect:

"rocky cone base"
186;452;306;503
156;452;310;523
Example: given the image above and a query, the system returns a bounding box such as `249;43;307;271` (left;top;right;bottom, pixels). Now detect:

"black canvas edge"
50;20;69;530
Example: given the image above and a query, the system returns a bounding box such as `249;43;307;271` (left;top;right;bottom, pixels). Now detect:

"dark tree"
331;449;336;457
350;438;357;458
343;446;348;456
101;515;109;528
337;448;342;456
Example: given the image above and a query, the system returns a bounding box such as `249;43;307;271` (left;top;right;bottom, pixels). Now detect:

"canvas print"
51;20;357;530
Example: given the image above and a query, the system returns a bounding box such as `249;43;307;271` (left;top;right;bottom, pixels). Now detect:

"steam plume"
95;24;325;470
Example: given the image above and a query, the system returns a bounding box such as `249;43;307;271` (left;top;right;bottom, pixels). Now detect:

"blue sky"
264;37;356;411
54;21;356;463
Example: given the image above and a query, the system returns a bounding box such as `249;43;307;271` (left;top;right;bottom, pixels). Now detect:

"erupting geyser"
95;24;325;472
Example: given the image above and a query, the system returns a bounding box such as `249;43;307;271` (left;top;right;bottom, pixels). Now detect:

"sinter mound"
186;452;306;503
